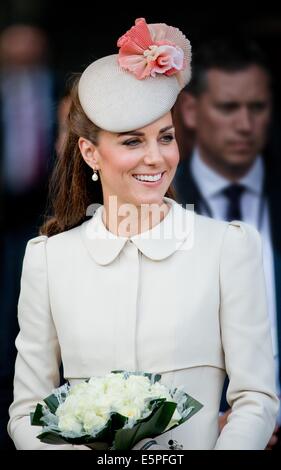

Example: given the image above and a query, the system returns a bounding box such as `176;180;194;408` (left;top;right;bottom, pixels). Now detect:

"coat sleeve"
215;221;279;450
8;236;89;450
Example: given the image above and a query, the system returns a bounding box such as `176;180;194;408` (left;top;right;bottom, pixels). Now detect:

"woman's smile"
132;171;166;186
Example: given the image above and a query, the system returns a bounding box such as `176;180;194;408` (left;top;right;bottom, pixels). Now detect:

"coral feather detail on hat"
117;18;191;88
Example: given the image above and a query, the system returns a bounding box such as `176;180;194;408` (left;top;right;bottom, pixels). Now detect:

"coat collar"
80;197;193;266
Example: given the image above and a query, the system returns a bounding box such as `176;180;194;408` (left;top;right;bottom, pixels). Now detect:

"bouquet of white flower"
30;371;203;450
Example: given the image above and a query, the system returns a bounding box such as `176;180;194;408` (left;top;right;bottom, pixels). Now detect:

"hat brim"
78;54;181;133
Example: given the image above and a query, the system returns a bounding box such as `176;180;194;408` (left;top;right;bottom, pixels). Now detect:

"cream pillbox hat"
78;18;191;133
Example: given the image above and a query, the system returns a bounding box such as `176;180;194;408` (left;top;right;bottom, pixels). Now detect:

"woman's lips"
132;172;165;186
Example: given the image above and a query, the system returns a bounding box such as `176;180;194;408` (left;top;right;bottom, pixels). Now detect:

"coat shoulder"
193;211;259;240
194;212;227;230
189;211;261;252
44;221;88;254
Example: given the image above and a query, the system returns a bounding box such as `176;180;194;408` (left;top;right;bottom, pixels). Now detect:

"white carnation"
118;403;142;420
83;411;108;434
58;414;82;434
150;382;174;401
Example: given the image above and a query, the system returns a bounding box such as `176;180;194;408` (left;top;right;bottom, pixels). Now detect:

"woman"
8;18;278;450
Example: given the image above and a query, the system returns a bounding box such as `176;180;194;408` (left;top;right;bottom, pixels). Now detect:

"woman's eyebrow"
117;131;143;137
117;125;174;138
159;125;174;133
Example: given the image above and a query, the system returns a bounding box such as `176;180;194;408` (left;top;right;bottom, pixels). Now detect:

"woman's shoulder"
193;210;260;240
193;211;227;231
169;199;260;247
22;235;49;270
180;205;261;252
191;212;262;263
26;222;87;253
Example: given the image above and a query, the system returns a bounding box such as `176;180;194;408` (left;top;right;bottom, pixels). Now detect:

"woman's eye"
122;134;174;146
161;134;175;143
122;139;141;146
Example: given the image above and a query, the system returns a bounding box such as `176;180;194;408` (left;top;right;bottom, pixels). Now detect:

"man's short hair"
187;37;271;96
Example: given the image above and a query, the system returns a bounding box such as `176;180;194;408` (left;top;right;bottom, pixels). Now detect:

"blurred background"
1;0;281;450
1;2;281;91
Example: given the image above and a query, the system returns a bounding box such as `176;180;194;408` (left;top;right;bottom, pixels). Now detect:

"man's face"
186;65;272;174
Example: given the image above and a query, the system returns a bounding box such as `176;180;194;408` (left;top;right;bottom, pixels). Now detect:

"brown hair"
40;76;176;237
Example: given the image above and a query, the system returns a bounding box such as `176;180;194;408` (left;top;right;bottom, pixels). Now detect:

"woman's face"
80;112;179;207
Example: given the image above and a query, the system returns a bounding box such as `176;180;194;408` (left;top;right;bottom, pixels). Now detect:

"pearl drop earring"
92;170;99;182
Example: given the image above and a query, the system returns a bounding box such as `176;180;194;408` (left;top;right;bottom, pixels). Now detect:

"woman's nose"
143;142;163;165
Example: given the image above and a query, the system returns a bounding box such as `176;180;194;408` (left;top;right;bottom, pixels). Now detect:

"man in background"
174;38;281;448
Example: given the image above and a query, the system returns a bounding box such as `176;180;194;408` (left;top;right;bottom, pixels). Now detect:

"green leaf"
44;394;59;414
37;431;70;445
30;403;44;426
88;412;126;444
37;430;98;446
147;398;166;412
178;394;203;426
113;401;177;450
85;442;110;450
110;412;127;431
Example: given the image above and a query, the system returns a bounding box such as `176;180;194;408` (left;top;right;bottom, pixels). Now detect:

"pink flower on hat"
117;18;185;80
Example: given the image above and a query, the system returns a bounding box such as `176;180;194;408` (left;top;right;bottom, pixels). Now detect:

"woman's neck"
102;196;170;237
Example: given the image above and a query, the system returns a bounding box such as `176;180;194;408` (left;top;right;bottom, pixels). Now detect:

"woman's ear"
78;137;100;170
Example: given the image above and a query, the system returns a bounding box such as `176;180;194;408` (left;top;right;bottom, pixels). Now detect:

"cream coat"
8;198;279;449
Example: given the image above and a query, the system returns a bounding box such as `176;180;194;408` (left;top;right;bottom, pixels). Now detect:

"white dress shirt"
191;149;280;420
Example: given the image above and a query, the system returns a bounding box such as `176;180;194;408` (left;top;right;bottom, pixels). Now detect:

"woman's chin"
132;193;166;207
